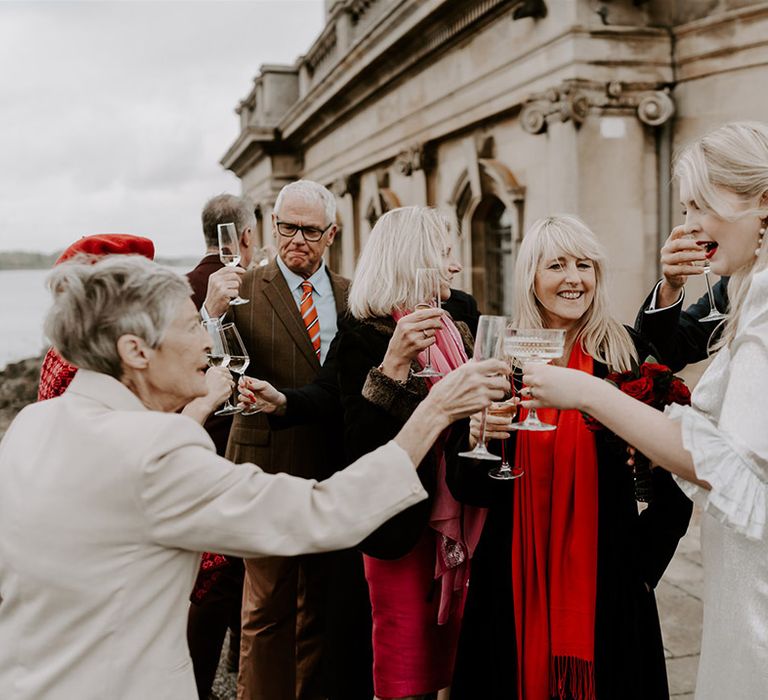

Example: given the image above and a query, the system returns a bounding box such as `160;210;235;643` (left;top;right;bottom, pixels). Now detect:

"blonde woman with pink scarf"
336;206;487;700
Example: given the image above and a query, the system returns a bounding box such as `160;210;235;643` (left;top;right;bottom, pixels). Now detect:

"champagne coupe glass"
505;327;565;431
218;222;249;306
220;323;251;416
487;396;523;480
457;315;508;461
696;240;727;322
413;268;443;378
201;319;239;416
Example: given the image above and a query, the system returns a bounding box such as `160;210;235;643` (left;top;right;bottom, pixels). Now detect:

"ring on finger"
422;330;430;339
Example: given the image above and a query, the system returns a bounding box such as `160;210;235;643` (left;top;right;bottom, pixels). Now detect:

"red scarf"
512;343;598;700
391;309;487;624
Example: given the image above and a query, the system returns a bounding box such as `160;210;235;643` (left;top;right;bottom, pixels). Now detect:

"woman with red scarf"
336;206;491;700
448;215;693;700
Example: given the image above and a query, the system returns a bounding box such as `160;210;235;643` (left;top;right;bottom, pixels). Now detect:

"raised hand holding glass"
218;222;249;306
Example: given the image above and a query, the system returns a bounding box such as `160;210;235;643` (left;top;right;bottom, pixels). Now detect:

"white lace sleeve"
665;271;768;540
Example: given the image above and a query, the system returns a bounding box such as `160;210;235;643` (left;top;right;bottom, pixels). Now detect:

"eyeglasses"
275;220;332;242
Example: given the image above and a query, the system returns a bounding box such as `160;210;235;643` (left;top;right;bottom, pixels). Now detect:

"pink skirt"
364;530;464;698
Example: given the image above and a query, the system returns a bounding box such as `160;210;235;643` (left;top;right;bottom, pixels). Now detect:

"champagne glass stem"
705;270;717;310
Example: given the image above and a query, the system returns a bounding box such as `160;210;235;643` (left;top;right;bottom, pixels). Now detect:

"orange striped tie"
300;280;321;359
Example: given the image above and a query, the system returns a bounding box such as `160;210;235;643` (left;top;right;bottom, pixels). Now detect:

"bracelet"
376;363;412;385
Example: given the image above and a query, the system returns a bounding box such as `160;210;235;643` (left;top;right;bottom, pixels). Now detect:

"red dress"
364;531;465;698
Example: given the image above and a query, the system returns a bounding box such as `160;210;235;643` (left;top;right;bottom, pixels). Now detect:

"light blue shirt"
276;255;338;363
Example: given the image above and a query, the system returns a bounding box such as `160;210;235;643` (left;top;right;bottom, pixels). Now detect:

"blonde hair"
348;206;449;319
674;121;768;349
512;214;637;372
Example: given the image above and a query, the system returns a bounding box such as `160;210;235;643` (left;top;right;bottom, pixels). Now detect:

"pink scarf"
392;309;488;624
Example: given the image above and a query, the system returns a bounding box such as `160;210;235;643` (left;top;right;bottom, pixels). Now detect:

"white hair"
273;180;336;226
348;206;449;319
44;256;192;379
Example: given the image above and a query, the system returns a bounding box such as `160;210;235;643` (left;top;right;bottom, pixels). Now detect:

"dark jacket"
337;314;474;558
448;330;693;700
634;278;729;371
272;288;480;429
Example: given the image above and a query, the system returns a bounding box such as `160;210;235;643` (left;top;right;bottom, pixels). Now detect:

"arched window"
452;160;524;316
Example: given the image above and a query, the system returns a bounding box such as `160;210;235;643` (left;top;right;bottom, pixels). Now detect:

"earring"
757;221;767;257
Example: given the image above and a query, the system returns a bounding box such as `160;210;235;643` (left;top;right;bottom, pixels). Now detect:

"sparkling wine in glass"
219;323;251;416
413;268;443;378
201;319;240;416
487;398;523;480
218;222;249;306
457;315;508;461
696;240;727;322
505;327;565;431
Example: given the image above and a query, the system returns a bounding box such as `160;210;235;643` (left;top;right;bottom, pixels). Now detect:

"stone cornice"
220;126;280;176
279;0;515;145
673;3;768;82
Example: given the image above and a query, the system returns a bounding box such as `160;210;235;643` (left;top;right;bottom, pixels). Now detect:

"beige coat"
0;370;425;699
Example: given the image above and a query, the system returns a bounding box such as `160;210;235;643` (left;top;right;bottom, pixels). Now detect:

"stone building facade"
221;0;768;322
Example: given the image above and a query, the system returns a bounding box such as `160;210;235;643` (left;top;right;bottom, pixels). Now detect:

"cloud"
0;0;325;256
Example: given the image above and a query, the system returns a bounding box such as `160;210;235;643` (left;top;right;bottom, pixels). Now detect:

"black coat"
272;287;480;428
448;332;693;700
634;278;729;371
337;314;474;558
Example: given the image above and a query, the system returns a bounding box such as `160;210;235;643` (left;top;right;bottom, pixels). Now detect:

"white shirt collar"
276;255;330;296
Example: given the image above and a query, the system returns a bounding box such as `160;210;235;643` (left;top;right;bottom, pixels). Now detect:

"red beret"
55;234;155;265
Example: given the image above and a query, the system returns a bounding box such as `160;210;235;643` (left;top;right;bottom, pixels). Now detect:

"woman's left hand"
521;362;597;411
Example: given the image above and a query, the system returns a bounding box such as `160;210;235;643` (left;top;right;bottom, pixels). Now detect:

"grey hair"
44;255;192;379
674;121;768;349
512;214;637;372
348;206;448;319
273;180;336;226
201;193;257;248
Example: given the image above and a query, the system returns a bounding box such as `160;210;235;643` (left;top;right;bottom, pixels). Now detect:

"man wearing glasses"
226;180;349;700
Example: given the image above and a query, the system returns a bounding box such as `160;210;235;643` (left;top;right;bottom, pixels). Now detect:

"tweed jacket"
227;258;350;479
0;370;425;700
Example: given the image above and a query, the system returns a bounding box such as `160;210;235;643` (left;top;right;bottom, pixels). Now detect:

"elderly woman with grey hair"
0;255;508;700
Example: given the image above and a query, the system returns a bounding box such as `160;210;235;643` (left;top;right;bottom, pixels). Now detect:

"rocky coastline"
0;355;43;439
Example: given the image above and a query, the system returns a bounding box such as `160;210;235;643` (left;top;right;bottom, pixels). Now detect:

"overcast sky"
0;0;325;258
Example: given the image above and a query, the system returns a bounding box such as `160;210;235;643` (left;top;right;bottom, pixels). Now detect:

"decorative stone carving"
636;91;675;126
394;145;427;176
520;84;592;134
520;80;676;134
330;174;360;198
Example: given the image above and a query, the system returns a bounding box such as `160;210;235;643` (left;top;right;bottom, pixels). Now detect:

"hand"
180;367;234;424
468;404;516;448
658;225;705;306
424;359;510;424
521;362;598;412
380;308;444;380
203;367;234;410
203;265;245;317
238;375;287;416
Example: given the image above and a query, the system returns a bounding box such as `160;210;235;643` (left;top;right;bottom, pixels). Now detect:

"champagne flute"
201;319;239;416
413;268;443;378
219;323;250;416
457;315;507;461
218;222;249;306
487;397;523;480
505;327;565;431
696;240;727;322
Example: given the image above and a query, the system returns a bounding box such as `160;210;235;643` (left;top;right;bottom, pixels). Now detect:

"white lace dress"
665;268;768;699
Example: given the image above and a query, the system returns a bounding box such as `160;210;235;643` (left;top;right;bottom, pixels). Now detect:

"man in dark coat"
185;193;255;700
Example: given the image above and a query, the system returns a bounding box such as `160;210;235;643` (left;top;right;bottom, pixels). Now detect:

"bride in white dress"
519;120;768;700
